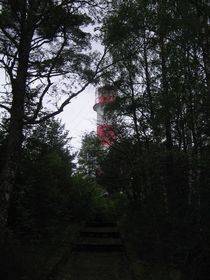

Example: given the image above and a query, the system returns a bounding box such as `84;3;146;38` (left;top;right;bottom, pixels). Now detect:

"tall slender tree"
101;2;210;268
0;0;110;236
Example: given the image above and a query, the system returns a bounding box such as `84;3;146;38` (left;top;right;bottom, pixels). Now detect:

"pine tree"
0;0;109;234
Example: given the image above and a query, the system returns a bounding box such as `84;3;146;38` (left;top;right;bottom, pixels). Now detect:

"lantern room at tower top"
93;85;116;146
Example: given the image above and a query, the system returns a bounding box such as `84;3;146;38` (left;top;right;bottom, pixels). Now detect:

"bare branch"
24;78;53;123
24;45;128;124
0;103;11;113
24;80;90;124
30;37;53;50
0;57;15;84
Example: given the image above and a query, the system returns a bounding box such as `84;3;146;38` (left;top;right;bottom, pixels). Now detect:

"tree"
187;0;210;99
8;118;74;236
103;0;208;150
77;131;106;178
101;1;210;276
0;0;111;234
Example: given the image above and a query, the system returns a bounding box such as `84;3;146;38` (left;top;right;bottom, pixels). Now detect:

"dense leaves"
6;119;72;235
0;1;210;279
0;0;112;233
0;118;116;280
96;1;210;279
77;131;107;178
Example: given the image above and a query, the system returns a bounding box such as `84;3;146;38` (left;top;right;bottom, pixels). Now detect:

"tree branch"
0;27;19;48
0;103;11;113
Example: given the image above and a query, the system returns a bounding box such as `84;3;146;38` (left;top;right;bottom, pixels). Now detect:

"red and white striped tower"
93;86;116;146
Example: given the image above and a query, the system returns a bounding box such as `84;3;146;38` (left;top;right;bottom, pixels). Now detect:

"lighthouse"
93;85;116;146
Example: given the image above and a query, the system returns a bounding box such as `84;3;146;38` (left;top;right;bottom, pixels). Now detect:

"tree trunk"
199;13;210;100
128;74;141;147
0;28;32;240
143;30;157;140
160;38;173;150
0;90;24;237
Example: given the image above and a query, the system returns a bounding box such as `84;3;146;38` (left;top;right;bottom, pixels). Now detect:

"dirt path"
50;222;133;280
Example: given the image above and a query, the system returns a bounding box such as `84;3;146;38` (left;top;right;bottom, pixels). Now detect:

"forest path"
50;222;133;280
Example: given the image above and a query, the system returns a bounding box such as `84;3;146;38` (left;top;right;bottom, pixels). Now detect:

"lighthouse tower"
93;86;115;146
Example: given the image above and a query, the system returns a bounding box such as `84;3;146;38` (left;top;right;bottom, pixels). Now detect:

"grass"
0;223;82;280
130;260;182;280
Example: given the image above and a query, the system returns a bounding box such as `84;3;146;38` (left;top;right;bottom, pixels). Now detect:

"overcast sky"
60;85;97;152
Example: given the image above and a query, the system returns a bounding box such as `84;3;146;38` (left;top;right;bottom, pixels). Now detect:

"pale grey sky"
60;85;97;152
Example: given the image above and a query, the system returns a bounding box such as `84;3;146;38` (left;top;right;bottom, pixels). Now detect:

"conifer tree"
0;0;109;236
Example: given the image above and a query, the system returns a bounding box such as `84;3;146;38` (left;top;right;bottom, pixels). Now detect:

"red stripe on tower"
93;86;116;146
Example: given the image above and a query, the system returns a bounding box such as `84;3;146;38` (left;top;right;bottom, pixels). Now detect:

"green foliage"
103;0;208;148
0;1;112;244
70;175;121;223
37;4;92;40
8;119;73;237
77;131;107;177
7;120;119;238
69;175;99;221
98;135;210;278
0;1;210;279
0;0;109;122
